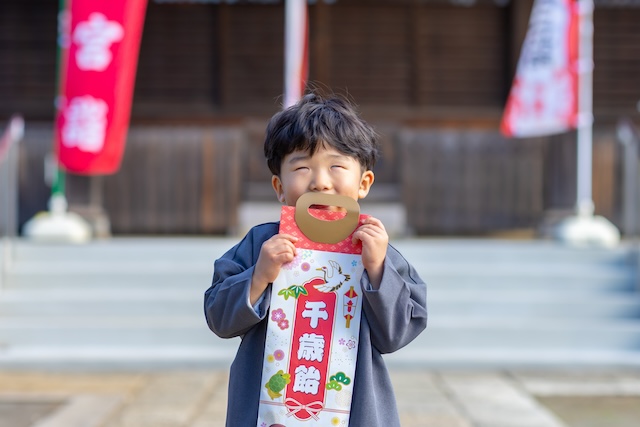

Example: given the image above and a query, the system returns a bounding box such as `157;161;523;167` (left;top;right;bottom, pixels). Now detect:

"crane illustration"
314;260;351;293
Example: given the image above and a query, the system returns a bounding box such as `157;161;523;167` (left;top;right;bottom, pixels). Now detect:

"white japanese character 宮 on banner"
73;13;124;71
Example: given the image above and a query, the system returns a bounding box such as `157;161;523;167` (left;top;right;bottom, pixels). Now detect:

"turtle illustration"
265;370;291;399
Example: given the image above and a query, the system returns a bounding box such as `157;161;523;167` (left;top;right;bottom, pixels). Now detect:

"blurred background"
1;2;640;426
1;0;639;239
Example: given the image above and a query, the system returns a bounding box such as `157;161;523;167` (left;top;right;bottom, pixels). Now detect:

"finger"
275;251;296;264
361;216;384;228
357;223;382;232
352;229;375;245
355;225;384;239
273;244;297;259
263;246;296;263
277;233;299;243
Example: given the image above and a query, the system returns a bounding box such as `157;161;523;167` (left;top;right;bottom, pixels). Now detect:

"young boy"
204;93;427;426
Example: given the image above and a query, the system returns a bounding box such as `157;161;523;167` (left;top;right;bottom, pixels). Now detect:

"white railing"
0;115;24;290
616;117;640;291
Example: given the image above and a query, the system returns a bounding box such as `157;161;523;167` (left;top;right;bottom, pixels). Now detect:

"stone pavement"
2;368;640;427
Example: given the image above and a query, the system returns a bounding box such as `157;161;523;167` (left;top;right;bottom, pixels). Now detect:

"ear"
272;175;286;203
358;170;375;199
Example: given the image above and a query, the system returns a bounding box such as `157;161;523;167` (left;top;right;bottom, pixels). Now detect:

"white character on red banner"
73;12;124;71
298;333;325;362
293;365;321;395
301;301;328;328
62;95;108;153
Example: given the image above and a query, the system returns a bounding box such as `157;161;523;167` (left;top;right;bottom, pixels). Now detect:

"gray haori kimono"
204;222;427;427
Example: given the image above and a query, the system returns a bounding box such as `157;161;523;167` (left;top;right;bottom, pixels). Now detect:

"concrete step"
2;272;212;290
1;315;639;350
429;293;640;319
0;316;214;346
414;318;640;351
0;237;638;369
2;287;638;319
0;289;202;316
391;239;636;264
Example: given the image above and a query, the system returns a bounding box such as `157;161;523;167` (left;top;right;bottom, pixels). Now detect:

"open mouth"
308;204;347;216
309;204;331;210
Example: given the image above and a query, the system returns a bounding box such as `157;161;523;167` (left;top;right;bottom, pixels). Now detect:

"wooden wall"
19;124;245;235
399;129;545;235
16;121;632;236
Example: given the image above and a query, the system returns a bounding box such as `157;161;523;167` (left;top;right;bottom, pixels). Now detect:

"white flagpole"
576;0;595;217
284;0;307;108
554;0;620;247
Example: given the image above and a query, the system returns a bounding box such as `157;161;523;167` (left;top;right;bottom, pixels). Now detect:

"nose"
309;170;332;192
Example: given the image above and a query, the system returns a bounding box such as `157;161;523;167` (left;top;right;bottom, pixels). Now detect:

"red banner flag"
54;0;148;174
501;0;579;138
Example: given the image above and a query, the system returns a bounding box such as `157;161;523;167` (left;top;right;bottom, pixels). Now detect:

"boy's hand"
250;233;298;305
352;217;388;289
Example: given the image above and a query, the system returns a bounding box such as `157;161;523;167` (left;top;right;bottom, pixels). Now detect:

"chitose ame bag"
257;193;367;427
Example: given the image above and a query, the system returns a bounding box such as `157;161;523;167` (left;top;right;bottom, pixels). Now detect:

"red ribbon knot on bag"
285;398;324;420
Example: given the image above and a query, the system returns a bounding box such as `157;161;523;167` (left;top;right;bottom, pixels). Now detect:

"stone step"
2;288;639;320
414;318;640;351
2;273;212;289
0;289;202;316
391;239;636;264
5;274;634;297
0;315;639;349
0;237;638;369
426;277;637;293
430;295;640;319
8;237;633;264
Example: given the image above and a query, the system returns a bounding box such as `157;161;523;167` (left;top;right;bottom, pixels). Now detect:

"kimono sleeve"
360;245;428;354
204;223;278;338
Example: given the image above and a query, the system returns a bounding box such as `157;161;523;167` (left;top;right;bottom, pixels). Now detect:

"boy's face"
272;145;374;209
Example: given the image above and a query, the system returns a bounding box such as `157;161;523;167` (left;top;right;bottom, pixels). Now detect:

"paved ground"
2;368;640;427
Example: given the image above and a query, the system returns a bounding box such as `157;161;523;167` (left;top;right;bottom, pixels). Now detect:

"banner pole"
22;0;91;243
284;0;307;108
576;0;595;217
553;0;620;247
52;0;67;203
49;0;69;213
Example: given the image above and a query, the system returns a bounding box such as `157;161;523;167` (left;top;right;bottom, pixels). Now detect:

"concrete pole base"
553;213;621;248
23;194;92;244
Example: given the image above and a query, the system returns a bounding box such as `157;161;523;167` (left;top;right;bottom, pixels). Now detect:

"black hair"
264;93;379;176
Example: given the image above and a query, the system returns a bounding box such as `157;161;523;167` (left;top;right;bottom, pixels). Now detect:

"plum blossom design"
271;309;286;323
271;308;290;330
274;349;285;361
278;319;290;330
